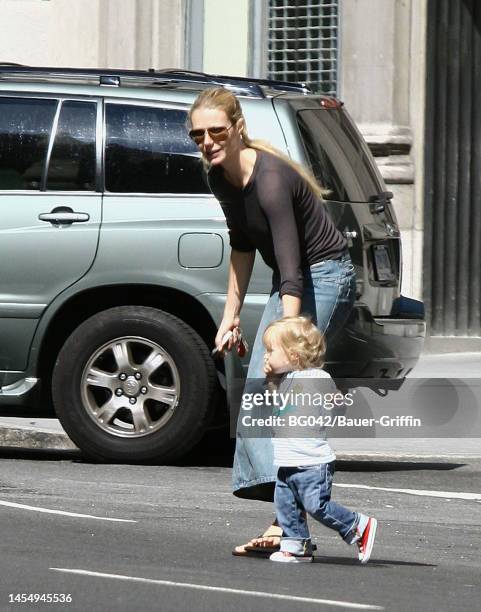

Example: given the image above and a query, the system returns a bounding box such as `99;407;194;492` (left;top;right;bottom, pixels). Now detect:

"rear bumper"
326;306;426;379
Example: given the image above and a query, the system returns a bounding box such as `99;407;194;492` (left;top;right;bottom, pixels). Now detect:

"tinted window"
0;97;57;190
297;109;385;202
105;104;208;194
297;117;348;202
47;101;97;191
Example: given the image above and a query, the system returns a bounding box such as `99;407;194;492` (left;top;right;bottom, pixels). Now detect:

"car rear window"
296;109;385;202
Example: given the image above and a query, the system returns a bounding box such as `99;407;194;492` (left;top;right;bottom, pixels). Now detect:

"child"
262;315;377;564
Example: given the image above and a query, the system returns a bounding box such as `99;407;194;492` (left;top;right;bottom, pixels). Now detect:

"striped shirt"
272;368;336;467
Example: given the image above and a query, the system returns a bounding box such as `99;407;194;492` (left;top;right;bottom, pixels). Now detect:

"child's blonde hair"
263;316;326;370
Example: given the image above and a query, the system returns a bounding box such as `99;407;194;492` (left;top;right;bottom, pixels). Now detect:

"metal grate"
267;0;339;95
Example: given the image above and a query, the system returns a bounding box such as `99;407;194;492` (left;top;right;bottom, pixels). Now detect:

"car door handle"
38;208;90;225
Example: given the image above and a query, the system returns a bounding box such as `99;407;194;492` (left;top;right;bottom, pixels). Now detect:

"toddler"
263;315;377;564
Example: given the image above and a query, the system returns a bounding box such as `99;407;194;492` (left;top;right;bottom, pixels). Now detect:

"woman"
188;87;356;555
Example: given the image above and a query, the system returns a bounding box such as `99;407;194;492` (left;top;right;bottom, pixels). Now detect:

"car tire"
52;305;216;462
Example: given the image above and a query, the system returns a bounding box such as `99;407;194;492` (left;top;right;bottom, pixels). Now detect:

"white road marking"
334;483;481;501
0;500;136;522
50;568;384;610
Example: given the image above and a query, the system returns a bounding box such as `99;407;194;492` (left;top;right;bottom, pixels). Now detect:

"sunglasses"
188;123;234;145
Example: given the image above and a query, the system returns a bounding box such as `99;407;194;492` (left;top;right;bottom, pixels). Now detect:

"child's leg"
274;467;313;557
293;463;368;544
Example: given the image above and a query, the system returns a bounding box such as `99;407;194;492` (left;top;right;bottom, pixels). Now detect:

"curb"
0;419;77;451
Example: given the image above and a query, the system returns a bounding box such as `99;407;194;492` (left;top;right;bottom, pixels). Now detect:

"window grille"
267;0;339;95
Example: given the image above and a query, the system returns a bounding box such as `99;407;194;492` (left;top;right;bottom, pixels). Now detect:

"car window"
105;104;209;194
297;109;385;202
297;116;348;202
46;101;97;191
0;97;57;190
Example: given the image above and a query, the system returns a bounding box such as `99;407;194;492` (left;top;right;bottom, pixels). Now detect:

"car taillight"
319;97;343;109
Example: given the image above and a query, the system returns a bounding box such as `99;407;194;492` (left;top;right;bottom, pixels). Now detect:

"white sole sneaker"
358;517;377;564
270;551;313;563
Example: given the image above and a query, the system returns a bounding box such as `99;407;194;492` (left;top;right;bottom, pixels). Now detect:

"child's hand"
263;353;273;376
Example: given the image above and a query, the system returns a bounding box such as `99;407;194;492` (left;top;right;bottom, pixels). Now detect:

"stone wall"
0;0;185;70
339;0;427;301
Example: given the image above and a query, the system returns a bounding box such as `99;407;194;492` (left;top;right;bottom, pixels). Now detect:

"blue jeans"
232;253;356;500
275;463;366;555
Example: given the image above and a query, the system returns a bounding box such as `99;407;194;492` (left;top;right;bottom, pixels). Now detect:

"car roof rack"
0;65;312;98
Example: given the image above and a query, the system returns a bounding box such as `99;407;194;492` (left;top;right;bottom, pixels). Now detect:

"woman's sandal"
232;523;318;557
232;524;283;557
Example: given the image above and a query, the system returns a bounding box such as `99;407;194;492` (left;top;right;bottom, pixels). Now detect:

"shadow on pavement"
241;553;437;568
0;427;235;467
175;427;235;467
336;460;467;472
0;447;81;461
312;556;437;568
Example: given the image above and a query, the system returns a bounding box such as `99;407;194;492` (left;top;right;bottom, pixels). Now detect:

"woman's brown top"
208;150;346;298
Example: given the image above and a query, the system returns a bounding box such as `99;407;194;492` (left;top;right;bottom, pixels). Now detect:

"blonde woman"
188;87;356;555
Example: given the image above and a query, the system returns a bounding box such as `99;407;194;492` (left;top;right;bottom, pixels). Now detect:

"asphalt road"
0;442;480;612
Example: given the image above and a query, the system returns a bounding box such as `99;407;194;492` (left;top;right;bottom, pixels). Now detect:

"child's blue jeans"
274;462;367;555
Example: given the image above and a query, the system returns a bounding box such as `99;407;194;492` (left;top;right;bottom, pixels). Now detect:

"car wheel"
52;306;216;462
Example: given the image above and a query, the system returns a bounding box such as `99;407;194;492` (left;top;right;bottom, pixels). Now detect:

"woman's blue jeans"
232;253;356;500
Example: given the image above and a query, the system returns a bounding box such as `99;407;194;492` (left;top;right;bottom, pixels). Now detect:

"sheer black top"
208;150;346;298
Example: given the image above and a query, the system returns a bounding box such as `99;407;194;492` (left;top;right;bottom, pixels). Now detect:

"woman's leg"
231;290;285;555
232;256;356;553
232;289;283;500
302;255;356;342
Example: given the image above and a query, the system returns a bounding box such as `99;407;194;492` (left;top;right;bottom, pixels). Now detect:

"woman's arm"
215;249;256;352
281;294;302;317
257;170;304;308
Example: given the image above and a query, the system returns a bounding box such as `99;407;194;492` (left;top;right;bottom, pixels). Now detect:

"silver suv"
0;66;425;462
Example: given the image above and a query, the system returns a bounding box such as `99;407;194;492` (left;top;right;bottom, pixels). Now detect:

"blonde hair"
188;86;328;199
263;316;326;370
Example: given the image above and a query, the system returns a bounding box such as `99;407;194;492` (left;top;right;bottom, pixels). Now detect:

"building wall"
339;0;426;301
203;0;249;76
0;0;185;69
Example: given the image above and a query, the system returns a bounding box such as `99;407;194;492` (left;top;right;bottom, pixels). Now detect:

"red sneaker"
357;517;377;564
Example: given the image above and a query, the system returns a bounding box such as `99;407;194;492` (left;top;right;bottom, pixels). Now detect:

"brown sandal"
232;523;317;557
232;524;282;557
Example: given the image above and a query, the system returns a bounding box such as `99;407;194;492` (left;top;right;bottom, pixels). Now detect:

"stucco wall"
339;0;426;300
0;0;185;69
203;0;249;76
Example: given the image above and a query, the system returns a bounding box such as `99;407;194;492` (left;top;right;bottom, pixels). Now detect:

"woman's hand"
215;316;241;354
